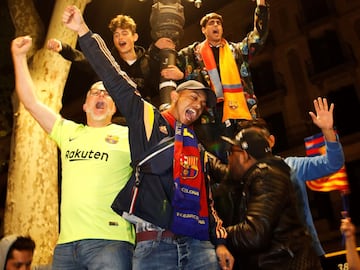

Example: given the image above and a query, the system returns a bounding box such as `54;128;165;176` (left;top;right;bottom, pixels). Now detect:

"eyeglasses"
226;147;244;158
89;89;110;97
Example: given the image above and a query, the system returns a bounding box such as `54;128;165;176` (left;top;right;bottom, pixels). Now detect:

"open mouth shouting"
119;41;127;48
185;108;197;123
95;101;105;110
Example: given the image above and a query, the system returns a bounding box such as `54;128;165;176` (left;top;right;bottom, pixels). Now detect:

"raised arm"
47;38;84;61
252;0;269;40
236;0;269;54
62;5;144;124
62;6;90;38
285;97;344;181
309;97;336;142
341;217;360;270
47;38;96;76
11;36;58;133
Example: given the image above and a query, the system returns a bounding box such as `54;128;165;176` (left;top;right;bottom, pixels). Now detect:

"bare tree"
5;0;90;265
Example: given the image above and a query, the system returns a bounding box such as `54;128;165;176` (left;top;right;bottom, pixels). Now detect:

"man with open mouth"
178;0;270;162
12;35;135;270
63;4;235;270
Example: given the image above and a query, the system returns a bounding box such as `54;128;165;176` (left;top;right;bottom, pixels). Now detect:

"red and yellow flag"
304;133;349;192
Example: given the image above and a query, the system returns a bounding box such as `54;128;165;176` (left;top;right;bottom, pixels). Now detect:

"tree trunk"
5;0;90;265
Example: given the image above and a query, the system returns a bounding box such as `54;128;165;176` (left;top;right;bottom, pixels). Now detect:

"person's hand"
62;5;89;36
47;38;62;52
216;244;234;270
256;0;266;6
341;217;356;239
309;97;334;130
155;37;176;50
160;65;184;80
11;36;32;57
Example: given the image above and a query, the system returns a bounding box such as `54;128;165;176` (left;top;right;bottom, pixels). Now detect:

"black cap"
222;129;272;160
176;80;217;108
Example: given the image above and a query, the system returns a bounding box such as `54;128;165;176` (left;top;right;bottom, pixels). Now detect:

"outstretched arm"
62;5;143;128
47;38;85;61
239;0;269;49
62;5;90;37
11;36;58;133
285;97;343;181
256;0;266;6
47;38;98;77
341;217;360;270
47;38;63;53
309;97;336;142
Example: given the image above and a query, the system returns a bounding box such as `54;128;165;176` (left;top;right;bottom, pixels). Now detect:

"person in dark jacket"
234;97;344;261
222;128;322;269
47;14;183;108
179;0;269;121
178;0;270;162
63;5;234;270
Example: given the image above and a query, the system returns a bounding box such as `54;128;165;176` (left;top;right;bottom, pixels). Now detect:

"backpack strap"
128;136;175;216
135;136;175;185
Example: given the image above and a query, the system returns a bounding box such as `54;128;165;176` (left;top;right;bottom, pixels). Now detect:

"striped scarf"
199;39;252;122
162;111;209;240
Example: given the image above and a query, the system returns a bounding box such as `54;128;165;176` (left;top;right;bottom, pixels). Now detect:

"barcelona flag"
304;132;349;192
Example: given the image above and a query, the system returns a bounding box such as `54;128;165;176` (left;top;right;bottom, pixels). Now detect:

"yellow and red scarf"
199;39;252;122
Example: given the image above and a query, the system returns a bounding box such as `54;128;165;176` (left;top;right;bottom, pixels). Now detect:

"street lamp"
150;0;185;110
148;0;203;109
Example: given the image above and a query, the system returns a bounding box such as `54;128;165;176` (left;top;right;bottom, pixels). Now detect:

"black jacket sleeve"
226;163;291;253
59;42;99;80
